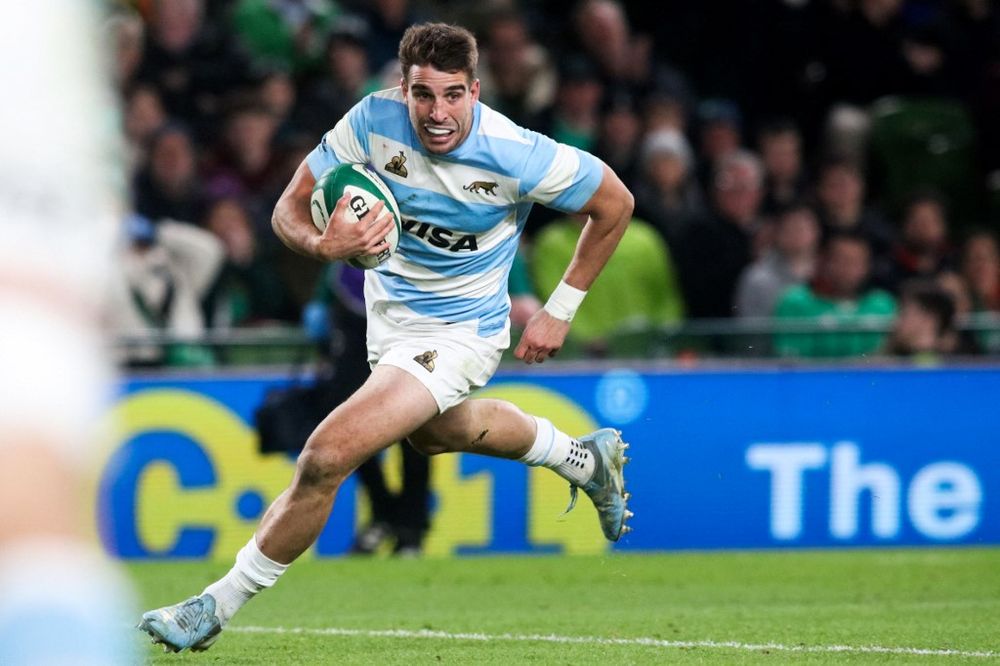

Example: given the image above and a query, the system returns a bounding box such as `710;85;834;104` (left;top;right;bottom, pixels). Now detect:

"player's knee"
294;444;350;491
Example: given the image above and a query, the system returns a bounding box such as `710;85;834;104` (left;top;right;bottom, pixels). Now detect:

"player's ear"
400;77;408;99
470;78;480;103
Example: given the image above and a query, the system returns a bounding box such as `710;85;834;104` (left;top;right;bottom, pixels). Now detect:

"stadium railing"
113;312;1000;368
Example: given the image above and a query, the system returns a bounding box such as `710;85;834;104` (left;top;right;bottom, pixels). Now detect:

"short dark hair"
398;23;478;82
902;186;948;217
900;280;956;335
818;155;864;180
822;228;871;255
757;117;800;142
774;199;816;222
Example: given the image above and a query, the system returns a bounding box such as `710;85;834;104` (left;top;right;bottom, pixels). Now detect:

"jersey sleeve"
305;96;372;179
520;132;604;213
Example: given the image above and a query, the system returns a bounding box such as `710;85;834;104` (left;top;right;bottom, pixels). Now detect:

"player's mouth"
423;124;456;144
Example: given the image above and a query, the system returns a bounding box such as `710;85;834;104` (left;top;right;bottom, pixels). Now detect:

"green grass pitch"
129;548;1000;664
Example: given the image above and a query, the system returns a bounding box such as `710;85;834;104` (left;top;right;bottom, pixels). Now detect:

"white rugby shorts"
367;306;510;413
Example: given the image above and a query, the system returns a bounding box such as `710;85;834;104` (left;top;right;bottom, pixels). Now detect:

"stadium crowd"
108;0;1000;362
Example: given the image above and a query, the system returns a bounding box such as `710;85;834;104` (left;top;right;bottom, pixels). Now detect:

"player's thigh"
303;364;439;472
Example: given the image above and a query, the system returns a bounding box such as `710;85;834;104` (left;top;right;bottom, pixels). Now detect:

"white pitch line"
229;625;1000;659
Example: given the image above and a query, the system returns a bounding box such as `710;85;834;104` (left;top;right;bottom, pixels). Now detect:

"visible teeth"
625;510;634;520
621;525;632;535
623;492;631;501
425;126;452;135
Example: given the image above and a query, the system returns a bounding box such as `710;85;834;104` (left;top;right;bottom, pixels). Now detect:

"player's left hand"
514;309;570;364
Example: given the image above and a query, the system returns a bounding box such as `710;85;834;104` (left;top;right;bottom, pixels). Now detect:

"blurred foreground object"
0;2;136;663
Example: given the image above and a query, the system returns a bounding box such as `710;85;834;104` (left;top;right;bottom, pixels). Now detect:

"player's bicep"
280;160;318;208
575;162;633;223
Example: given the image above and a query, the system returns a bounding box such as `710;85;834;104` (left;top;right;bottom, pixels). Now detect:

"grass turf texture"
130;548;1000;664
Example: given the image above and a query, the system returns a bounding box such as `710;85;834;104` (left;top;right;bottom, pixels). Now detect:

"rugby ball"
311;163;402;269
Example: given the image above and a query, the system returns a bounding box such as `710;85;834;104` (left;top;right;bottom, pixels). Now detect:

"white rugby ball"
310;163;402;269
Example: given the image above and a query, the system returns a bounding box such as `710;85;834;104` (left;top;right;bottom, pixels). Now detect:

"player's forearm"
272;160;325;261
272;197;322;260
562;183;634;290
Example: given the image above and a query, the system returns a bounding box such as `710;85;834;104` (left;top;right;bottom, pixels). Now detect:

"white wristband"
543;280;587;322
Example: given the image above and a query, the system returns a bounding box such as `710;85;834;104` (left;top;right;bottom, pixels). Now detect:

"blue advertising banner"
97;367;999;559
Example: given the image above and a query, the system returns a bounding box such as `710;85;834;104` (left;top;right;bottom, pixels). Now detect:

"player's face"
402;65;480;155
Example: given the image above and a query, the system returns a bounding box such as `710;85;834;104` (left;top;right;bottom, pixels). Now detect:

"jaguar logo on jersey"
463;180;498;196
402;219;478;252
384;151;408;177
413;350;438;372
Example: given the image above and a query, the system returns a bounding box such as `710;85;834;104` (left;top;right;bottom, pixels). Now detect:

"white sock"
519;416;595;485
203;536;289;626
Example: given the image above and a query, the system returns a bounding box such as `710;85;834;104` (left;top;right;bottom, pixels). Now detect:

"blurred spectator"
136;0;252;138
758;118;808;215
203;198;297;328
230;0;337;74
775;231;897;358
735;202;820;318
257;69;299;141
294;21;377;138
532;215;684;356
813;157;896;276
936;270;974;319
883;190;953;291
885;280;969;358
109;215;224;366
358;0;419;73
133;123;208;224
632;128;704;246
676;150;764;319
107;9;146;89
536;56;603;152
642;91;688;134
694;98;742;191
820;105;872;167
478;10;556;130
204;104;284;204
122;85;167;176
961;231;1000;313
958;230;1000;352
571;0;653;90
594;91;642;188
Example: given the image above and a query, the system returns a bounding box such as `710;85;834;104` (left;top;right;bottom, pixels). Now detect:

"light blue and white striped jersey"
306;86;603;337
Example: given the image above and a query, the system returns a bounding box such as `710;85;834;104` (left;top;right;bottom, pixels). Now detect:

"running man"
139;22;634;653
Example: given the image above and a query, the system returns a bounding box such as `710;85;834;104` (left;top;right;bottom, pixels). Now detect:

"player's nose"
429;102;448;123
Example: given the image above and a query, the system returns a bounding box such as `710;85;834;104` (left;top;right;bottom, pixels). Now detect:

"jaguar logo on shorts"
413;350;438;373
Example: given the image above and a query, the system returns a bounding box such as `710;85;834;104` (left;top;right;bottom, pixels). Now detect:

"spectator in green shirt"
775;230;896;358
532;215;685;356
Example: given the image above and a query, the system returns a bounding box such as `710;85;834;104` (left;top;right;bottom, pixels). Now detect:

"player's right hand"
310;195;395;263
